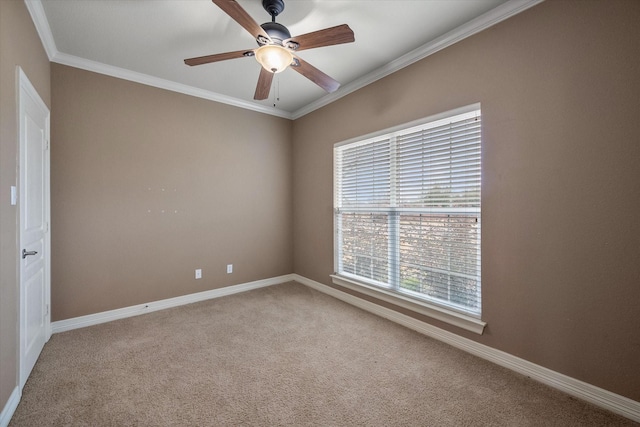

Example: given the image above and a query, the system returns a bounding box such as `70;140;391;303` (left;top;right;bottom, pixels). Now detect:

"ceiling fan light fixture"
255;44;293;73
184;0;354;99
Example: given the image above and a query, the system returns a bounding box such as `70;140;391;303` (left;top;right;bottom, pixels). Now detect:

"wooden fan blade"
284;24;354;51
212;0;270;41
184;49;254;66
291;56;340;93
254;67;274;100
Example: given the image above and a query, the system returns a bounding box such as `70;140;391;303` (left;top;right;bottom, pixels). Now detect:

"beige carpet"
10;282;636;426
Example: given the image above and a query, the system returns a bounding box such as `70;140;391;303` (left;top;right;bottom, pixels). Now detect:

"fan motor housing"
260;22;291;45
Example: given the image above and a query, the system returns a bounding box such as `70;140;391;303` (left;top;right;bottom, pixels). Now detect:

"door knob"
22;249;38;259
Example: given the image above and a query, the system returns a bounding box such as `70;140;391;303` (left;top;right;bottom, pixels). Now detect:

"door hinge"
45;304;49;316
45;222;49;233
45;140;49;150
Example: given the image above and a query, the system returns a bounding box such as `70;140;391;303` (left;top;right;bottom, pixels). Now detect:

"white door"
18;67;51;389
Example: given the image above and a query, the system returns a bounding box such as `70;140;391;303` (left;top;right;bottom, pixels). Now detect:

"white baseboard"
44;272;640;423
0;387;20;427
292;274;640;423
52;274;295;334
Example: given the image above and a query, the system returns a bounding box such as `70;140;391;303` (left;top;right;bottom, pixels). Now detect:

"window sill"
330;274;486;335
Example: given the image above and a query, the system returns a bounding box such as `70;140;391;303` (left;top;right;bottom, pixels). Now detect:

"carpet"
10;281;636;426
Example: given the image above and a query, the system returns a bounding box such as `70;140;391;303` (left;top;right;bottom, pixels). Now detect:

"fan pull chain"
273;75;280;108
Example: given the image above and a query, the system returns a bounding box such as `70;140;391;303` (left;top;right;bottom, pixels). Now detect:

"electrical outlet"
226;264;233;274
195;269;202;279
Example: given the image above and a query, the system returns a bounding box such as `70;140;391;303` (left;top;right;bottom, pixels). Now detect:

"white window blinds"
334;109;481;316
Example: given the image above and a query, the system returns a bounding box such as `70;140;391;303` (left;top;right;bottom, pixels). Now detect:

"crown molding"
291;0;545;119
25;0;543;120
24;0;57;60
24;1;292;119
50;52;294;119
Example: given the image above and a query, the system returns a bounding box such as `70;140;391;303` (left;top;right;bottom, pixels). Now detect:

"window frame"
332;104;486;334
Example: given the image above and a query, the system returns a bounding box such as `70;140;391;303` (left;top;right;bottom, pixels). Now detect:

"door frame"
18;66;51;389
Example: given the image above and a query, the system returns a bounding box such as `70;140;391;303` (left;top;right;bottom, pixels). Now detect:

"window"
333;106;484;333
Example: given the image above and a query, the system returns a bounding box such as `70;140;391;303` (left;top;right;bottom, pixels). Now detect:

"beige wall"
50;64;293;320
292;0;640;401
0;0;51;412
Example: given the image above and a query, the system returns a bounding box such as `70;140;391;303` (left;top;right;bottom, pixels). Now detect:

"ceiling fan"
184;0;355;101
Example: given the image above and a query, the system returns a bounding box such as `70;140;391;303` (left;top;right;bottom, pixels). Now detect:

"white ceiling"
27;0;541;119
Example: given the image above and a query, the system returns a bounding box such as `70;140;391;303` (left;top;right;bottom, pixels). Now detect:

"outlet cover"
195;269;202;279
226;264;233;274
